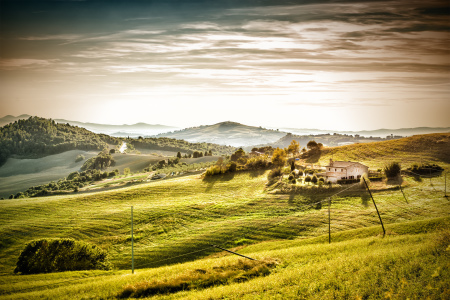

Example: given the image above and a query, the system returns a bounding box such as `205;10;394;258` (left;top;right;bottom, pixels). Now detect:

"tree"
124;167;131;176
307;140;318;151
305;175;312;184
230;148;245;161
311;175;318;184
287;140;300;157
177;152;182;159
271;148;287;167
290;160;295;171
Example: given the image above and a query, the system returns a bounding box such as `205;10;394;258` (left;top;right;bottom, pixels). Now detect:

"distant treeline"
129;137;235;156
0;116;236;167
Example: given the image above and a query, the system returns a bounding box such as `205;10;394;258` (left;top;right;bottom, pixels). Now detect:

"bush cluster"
13;168;119;198
205;162;237;176
407;163;444;175
384;162;401;178
81;152;115;171
14;238;111;274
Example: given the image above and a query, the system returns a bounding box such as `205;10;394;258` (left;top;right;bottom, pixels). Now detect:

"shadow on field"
203;172;235;192
303;150;322;164
361;193;370;207
248;169;266;178
288;193;323;210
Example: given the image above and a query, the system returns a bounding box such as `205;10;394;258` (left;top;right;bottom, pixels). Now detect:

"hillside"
308;133;450;168
0;167;448;298
155;121;287;147
0;116;235;167
258;132;389;150
0;133;449;298
0;116;108;167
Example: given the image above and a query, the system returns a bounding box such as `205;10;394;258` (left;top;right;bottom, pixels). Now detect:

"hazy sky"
1;0;449;130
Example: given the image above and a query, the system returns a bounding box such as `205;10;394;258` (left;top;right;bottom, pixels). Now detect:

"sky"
1;0;449;130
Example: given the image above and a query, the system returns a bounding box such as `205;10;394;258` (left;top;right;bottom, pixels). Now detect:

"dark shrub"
227;161;237;173
267;168;282;181
384;162;401;178
305;175;312;183
14;238;111;274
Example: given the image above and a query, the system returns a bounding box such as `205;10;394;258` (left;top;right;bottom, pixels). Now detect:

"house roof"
325;161;367;168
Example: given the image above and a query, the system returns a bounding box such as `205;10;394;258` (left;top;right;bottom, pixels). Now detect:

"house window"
329;168;331;171
341;169;343;172
335;169;337;172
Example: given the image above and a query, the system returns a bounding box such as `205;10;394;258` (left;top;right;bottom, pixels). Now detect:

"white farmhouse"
324;159;368;183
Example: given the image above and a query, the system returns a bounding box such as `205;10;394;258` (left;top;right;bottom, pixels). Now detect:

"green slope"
0;135;449;299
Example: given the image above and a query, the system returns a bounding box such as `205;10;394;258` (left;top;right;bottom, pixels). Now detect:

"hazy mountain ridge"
154;121;287;147
1;115;448;147
277;126;450;138
0;115;179;137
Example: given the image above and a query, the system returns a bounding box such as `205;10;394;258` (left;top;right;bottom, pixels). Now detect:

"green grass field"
0;134;449;299
0;150;98;198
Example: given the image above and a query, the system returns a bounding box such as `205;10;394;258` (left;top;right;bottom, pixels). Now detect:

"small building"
325;159;368;183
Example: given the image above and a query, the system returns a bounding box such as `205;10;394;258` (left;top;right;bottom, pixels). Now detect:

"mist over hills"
1;115;449;148
0;115;179;137
278;127;450;138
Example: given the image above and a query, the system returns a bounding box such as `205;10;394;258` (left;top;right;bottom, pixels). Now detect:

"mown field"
0;150;97;198
0;134;449;299
309;133;450;168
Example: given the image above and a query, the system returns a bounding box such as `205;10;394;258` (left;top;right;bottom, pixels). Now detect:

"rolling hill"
0;133;448;298
155;121;287;147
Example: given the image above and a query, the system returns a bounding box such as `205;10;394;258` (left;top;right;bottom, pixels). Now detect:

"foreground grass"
1;217;448;299
1;169;448;275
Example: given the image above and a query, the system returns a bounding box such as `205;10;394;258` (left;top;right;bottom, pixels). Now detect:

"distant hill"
0;116;235;167
256;132;388;151
0;115;178;137
277;126;450;138
155;121;287;147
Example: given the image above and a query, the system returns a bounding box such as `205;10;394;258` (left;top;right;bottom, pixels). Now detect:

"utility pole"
131;206;134;274
328;197;331;244
363;177;385;237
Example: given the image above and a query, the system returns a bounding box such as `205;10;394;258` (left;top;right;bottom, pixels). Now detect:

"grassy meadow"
0;150;98;199
0;134;449;299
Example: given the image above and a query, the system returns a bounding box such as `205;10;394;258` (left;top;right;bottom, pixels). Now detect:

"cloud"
1;0;449;128
0;59;54;70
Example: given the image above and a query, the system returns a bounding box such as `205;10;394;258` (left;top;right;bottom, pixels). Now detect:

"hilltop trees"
287;140;300;157
0;116;107;167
